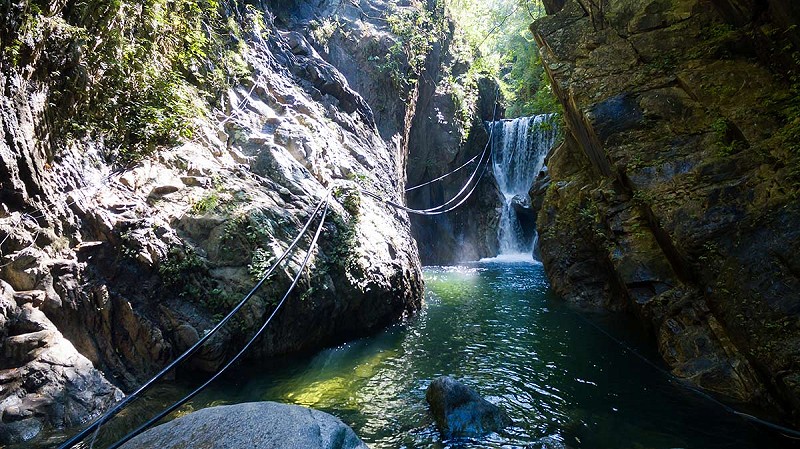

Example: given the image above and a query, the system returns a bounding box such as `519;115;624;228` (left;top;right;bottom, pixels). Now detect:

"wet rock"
0;280;123;444
426;376;510;439
534;0;800;426
118;402;369;449
0;418;43;444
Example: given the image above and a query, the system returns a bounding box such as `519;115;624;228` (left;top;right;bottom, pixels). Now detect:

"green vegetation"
710;117;742;157
309;16;342;52
446;0;561;117
248;247;275;282
369;0;560;117
192;190;221;214
334;186;361;216
159;247;206;291
2;0;259;165
370;2;446;93
323;209;359;274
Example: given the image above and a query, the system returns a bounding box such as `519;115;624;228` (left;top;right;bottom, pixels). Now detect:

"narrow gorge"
1;0;799;448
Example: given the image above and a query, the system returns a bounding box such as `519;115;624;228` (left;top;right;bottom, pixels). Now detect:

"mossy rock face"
533;0;800;425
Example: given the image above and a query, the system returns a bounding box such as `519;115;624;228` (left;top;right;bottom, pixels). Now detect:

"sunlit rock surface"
0;2;423;442
274;0;503;264
118;402;369;449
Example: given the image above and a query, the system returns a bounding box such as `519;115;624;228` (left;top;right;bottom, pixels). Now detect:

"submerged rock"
118;402;369;449
425;376;510;439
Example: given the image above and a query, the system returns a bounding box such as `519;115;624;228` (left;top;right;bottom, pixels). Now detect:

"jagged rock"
425;376;510;439
534;0;800;426
272;1;501;264
118;402;369;449
0;281;123;444
1;0;429;442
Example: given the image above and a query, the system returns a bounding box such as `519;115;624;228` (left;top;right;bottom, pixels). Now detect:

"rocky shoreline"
0;0;476;442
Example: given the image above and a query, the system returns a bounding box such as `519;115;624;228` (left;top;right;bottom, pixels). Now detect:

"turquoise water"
183;261;791;448
49;261;794;448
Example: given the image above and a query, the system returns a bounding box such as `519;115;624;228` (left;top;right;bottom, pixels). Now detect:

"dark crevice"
616;171;696;285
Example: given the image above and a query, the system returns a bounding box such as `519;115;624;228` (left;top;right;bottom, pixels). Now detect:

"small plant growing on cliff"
322;211;359;273
334;187;361;216
248;247;274;282
632;189;655;206
309;17;341;52
710;117;744;157
191;191;221;214
159;247;209;302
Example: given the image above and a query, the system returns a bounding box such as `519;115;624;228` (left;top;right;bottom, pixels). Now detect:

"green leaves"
8;0;257;166
446;0;560;116
378;3;444;93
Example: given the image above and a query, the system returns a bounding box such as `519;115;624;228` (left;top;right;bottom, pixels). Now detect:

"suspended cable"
416;132;493;213
404;150;483;192
105;194;330;449
568;308;800;440
362;152;491;216
405;88;501;194
369;87;500;215
60;64;504;449
57;190;331;449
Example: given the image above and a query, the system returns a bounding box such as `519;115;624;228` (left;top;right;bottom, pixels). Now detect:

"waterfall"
489;114;558;258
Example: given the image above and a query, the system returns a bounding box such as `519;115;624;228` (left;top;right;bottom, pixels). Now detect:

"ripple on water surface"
53;262;797;449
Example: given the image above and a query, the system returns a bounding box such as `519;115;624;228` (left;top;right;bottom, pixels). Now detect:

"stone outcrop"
274;0;503;264
0;1;425;443
534;0;800;426
425;375;510;439
0;281;123;445
118;402;369;449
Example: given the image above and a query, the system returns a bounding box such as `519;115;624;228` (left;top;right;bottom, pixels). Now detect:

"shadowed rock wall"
534;0;800;427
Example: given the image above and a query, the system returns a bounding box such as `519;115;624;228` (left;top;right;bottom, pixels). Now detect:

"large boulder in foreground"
118;402;368;449
425;376;510;439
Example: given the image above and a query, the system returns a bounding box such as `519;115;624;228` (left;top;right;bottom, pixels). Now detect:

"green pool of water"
63;261;794;448
173;261;791;448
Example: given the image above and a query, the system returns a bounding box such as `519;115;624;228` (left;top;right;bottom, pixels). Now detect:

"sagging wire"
103;192;331;449
367;87;500;215
57;190;331;449
405;86;501;194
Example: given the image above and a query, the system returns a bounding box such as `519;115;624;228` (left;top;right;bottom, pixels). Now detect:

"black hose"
404;149;483;192
57;190;330;449
104;194;330;449
372;87;501;215
404;87;500;202
362;151;492;215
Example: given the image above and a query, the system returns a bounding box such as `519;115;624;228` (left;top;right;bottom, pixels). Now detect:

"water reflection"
40;263;796;449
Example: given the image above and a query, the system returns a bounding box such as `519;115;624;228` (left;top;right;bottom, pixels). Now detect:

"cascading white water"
490;114;558;258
